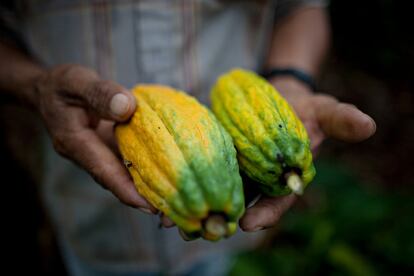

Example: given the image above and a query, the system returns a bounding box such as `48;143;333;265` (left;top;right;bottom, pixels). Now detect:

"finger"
53;126;157;214
84;80;137;121
239;194;296;232
55;65;136;121
301;119;325;153
95;120;119;154
314;95;376;142
160;213;175;228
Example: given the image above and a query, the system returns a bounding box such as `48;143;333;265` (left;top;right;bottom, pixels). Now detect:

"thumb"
85;80;137;122
52;64;137;122
313;95;376;142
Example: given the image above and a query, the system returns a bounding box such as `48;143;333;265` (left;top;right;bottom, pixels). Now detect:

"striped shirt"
1;0;325;275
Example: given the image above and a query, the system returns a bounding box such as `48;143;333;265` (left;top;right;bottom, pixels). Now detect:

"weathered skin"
211;69;315;196
115;85;245;240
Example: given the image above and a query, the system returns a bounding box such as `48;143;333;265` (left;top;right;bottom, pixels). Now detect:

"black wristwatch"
260;67;317;91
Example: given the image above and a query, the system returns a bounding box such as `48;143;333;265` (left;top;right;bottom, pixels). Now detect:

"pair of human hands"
33;64;376;233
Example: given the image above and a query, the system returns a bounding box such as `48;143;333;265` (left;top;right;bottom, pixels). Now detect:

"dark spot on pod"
278;124;283;128
124;159;133;168
158;126;161;129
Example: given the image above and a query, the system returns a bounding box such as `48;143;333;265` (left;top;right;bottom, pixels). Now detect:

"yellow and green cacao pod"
115;85;245;241
211;69;315;196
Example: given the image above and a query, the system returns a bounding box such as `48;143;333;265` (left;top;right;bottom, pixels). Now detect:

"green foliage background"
230;160;414;275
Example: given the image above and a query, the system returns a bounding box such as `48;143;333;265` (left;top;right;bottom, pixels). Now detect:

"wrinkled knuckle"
88;80;115;110
91;80;111;95
53;64;99;86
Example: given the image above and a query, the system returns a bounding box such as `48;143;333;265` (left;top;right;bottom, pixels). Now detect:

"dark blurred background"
1;0;413;275
230;1;414;275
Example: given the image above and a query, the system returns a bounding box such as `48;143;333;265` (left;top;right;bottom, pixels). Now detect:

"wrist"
261;66;316;91
0;43;46;109
269;75;313;100
8;62;46;110
21;68;45;109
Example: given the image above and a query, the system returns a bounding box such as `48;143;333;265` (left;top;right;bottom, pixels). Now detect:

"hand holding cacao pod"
115;70;376;239
211;69;315;196
115;85;245;241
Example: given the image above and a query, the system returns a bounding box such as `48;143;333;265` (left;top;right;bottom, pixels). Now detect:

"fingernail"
138;207;153;214
245;226;264;232
369;117;376;131
252;226;264;232
110;94;130;117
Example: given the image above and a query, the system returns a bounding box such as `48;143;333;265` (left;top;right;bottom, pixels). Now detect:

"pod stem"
285;172;304;195
204;214;227;238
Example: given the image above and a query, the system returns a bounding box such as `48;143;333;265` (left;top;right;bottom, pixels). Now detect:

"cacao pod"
211;69;315;196
115;85;245;241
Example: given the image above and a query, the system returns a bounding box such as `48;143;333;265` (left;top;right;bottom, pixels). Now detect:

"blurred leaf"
229;159;414;275
328;242;376;276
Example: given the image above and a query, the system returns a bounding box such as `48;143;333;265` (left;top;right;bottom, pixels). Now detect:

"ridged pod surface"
211;69;315;196
115;85;245;241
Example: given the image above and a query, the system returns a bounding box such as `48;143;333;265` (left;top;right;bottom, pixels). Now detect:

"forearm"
0;42;44;107
266;6;330;78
